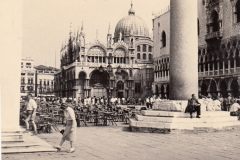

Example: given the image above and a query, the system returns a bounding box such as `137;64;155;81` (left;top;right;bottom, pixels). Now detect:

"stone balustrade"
205;31;223;40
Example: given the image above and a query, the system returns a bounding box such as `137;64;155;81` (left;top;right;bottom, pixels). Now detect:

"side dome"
114;3;149;39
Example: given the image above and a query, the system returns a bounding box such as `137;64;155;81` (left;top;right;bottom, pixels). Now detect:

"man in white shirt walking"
25;93;38;135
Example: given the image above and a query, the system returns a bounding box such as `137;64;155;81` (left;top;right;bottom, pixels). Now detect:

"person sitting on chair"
186;94;201;118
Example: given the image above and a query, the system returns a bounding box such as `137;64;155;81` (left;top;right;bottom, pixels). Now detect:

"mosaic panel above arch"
88;46;106;56
114;48;126;57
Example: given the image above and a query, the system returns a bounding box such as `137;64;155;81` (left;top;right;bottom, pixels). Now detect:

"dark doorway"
166;84;169;99
118;92;123;98
155;85;159;96
231;80;239;98
161;85;165;99
201;81;208;96
220;80;228;98
210;80;217;98
211;10;219;32
90;70;109;87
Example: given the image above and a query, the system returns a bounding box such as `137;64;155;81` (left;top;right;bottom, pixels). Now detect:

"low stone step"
1;132;24;142
141;110;231;118
136;115;238;123
2;133;23;136
130;118;194;130
1;145;57;154
2;143;40;148
2;136;24;142
129;118;240;131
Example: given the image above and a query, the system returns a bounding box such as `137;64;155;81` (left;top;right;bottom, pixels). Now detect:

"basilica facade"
152;0;240;99
54;3;154;99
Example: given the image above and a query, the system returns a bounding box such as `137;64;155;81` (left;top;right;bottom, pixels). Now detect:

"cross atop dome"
128;0;135;15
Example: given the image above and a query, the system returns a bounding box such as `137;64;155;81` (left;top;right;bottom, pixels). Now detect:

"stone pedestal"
152;100;188;112
130;111;240;133
169;0;198;100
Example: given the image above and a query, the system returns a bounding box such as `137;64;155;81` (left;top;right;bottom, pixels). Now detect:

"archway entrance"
90;70;109;97
211;10;219;32
155;85;159;96
117;81;124;98
161;85;165;99
201;81;208;97
166;84;169;99
231;80;239;98
220;80;228;98
210;80;217;98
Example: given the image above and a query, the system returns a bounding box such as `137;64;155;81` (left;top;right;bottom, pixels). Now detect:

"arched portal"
220;80;228;98
201;81;208;96
90;70;109;97
117;81;124;98
155;85;159;96
161;85;165;99
211;10;219;32
210;80;217;98
166;84;169;99
231;80;239;98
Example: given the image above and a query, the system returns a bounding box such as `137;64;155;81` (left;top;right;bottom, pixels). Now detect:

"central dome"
114;3;149;39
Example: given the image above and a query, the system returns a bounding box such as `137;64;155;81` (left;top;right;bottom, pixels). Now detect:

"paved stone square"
2;123;240;160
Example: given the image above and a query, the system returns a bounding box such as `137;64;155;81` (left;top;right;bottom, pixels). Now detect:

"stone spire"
76;26;80;41
107;23;111;36
80;21;85;36
107;23;112;48
128;0;135;15
79;22;85;47
69;22;72;38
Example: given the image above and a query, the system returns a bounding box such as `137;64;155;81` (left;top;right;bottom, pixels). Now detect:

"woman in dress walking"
55;103;77;153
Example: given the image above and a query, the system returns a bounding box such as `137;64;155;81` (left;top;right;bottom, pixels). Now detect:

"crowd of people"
21;96;165;110
21;94;240;112
20;93;240;153
198;94;240;112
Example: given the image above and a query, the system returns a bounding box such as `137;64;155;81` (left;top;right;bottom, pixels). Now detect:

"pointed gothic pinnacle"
69;22;72;36
81;21;84;31
108;23;111;35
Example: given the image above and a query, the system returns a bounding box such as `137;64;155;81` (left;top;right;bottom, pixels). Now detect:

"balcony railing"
198;67;240;78
64;61;142;70
205;31;223;41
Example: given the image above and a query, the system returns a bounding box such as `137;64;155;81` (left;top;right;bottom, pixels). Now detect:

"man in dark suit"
187;94;201;118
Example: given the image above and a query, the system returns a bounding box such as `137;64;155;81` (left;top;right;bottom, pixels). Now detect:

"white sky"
22;0;170;68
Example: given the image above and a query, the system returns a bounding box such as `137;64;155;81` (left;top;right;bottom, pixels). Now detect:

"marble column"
1;0;23;131
203;63;206;76
169;0;198;100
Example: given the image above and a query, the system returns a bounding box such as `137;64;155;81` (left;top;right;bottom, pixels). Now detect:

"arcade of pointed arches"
198;39;240;73
199;78;239;98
